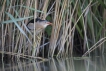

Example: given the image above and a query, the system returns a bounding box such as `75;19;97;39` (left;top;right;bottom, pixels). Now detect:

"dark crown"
35;18;43;22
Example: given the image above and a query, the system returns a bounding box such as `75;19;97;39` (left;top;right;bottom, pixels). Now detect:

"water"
0;56;106;71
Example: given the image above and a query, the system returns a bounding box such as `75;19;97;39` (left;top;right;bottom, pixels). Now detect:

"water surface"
0;56;106;71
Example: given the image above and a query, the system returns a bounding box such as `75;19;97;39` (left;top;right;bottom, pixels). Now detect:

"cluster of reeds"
0;0;106;59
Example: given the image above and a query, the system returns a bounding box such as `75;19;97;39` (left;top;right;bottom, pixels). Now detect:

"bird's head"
35;18;52;29
27;18;52;30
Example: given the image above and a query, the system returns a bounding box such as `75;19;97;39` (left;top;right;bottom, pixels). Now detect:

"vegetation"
0;0;106;59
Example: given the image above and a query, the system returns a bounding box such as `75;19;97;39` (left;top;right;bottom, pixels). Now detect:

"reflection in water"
0;55;106;71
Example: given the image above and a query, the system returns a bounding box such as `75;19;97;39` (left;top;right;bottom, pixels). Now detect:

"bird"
26;17;52;44
26;18;52;56
27;18;52;31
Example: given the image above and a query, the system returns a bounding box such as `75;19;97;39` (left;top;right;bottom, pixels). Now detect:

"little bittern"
27;18;52;30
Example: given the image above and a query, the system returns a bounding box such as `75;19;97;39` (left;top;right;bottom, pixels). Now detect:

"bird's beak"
47;22;52;25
